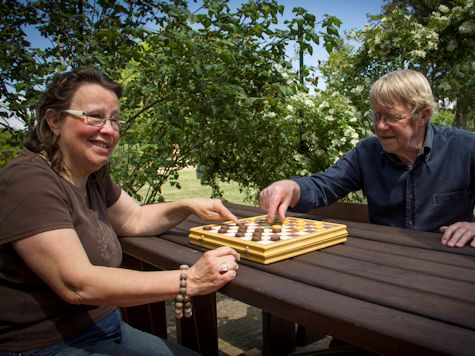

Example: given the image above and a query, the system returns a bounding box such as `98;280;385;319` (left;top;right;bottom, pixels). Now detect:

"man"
260;69;475;248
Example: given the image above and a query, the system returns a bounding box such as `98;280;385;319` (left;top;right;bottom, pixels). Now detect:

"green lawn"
160;166;258;206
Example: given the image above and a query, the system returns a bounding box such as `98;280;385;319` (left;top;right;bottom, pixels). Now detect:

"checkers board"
189;215;348;264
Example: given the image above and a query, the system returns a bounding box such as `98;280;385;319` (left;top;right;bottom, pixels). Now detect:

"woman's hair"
370;69;437;117
24;67;121;174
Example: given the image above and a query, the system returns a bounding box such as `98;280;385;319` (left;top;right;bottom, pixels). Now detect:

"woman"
0;67;240;355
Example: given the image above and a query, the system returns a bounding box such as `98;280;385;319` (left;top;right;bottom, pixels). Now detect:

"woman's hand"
186;246;240;296
186;198;239;224
440;222;475;248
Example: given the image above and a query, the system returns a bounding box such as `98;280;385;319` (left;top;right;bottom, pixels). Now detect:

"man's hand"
440;222;475;248
259;180;300;223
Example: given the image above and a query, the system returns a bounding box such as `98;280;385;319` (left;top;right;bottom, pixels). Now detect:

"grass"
160;166;258;206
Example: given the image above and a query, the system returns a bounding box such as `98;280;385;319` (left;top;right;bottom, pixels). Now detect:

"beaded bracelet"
175;264;192;319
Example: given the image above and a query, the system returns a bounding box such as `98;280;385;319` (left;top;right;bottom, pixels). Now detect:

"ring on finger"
218;262;229;273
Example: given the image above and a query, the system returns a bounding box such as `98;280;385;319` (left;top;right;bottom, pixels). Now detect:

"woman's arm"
108;191;239;237
13;228;239;307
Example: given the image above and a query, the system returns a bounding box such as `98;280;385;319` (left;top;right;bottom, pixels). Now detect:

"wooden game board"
189;215;348;264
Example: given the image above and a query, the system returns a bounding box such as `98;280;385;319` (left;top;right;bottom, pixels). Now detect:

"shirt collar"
420;123;434;161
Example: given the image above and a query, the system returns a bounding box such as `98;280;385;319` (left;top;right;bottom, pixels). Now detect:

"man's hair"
24;67;121;174
370;69;437;116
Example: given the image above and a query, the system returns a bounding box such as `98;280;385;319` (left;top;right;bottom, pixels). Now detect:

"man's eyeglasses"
370;112;410;124
62;110;125;131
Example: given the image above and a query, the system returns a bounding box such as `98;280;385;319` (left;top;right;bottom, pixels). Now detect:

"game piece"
189;215;348;264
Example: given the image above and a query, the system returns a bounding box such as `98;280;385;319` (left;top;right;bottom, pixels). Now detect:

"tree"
0;0;167;149
1;0;342;203
321;0;474;129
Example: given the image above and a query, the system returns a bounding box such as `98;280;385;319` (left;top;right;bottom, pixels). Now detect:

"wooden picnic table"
120;202;475;355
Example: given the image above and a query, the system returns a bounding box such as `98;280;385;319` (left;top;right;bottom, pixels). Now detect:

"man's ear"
418;107;432;127
45;109;62;135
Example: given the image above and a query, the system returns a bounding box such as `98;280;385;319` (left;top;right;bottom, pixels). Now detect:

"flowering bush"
282;90;367;175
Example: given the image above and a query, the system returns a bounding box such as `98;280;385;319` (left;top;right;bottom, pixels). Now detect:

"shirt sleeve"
100;172;122;207
291;146;364;212
0;162;74;244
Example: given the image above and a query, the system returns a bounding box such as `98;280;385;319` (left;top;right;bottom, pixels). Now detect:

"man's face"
372;101;427;164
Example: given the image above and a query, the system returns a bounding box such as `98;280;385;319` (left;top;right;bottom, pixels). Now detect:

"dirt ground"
165;293;332;356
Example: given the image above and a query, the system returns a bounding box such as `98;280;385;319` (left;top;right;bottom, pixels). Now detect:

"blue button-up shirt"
292;123;475;232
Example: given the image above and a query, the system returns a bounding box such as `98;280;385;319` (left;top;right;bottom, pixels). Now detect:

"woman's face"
57;83;120;178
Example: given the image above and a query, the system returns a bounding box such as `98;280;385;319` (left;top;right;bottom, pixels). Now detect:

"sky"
220;0;387;70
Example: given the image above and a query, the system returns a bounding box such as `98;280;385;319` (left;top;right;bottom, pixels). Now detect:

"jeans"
0;309;199;356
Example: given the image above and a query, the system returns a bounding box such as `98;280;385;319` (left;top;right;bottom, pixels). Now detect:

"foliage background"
1;0;473;204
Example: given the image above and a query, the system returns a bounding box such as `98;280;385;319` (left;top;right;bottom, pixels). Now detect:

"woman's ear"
45;109;62;135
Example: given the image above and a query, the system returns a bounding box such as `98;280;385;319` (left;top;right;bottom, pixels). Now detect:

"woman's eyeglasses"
62;110;125;131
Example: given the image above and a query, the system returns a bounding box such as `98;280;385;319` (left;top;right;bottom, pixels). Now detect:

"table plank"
331;219;475;258
346;238;475;269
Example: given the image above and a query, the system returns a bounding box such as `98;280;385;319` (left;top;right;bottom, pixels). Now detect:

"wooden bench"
308;201;369;223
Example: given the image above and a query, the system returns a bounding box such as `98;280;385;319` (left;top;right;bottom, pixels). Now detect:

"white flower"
438;5;449;13
427;40;438;50
410;49;427;58
304;98;315;108
351;85;364;95
318;101;329;110
459;21;475;34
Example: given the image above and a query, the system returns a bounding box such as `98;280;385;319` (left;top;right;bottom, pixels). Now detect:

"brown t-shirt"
0;149;123;351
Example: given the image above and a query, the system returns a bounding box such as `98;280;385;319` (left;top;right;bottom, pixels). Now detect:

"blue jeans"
0;309;199;356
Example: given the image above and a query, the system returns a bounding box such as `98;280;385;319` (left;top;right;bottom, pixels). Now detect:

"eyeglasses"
370;112;410;124
62;110;125;131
